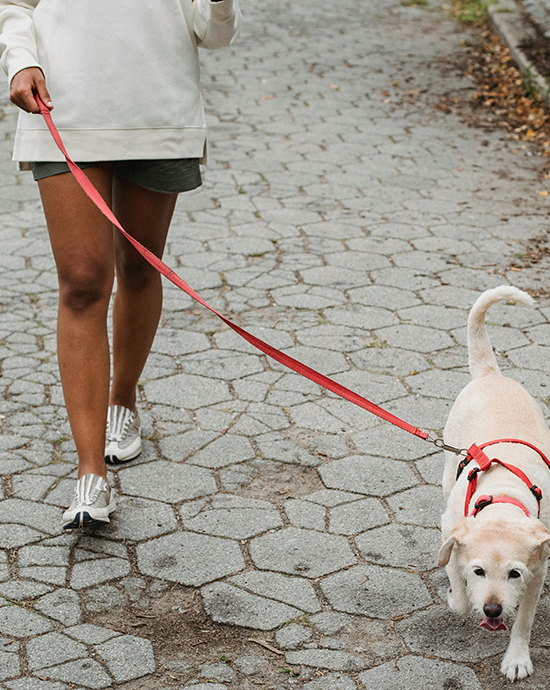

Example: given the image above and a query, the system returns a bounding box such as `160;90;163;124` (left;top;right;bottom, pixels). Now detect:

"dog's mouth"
480;616;507;632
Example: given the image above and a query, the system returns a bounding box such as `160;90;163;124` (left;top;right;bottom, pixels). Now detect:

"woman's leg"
38;165;114;479
109;177;178;409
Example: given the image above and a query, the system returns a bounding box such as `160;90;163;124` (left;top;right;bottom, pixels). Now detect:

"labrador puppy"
439;285;550;681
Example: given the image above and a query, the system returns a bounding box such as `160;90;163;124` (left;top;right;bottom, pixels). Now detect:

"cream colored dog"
439;286;550;681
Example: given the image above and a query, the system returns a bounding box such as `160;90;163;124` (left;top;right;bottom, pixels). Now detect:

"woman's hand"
10;67;53;113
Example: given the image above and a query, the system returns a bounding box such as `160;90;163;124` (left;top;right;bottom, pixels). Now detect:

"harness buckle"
473;495;493;517
530;485;543;502
456;456;471;481
468;466;480;483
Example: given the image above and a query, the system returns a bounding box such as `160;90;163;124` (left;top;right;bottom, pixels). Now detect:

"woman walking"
0;0;241;528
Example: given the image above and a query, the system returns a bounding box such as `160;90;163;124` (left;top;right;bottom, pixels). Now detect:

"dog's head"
438;514;550;627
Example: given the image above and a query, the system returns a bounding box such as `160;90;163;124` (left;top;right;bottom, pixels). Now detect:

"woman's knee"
116;254;159;293
58;265;113;313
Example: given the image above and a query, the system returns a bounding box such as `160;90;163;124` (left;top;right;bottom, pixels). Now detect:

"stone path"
1;0;550;688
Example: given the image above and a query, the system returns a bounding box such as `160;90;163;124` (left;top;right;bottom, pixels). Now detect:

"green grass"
451;0;496;23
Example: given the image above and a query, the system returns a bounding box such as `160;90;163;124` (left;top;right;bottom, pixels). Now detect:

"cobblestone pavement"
2;0;550;688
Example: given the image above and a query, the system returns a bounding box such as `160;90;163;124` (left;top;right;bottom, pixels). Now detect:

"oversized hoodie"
0;0;241;163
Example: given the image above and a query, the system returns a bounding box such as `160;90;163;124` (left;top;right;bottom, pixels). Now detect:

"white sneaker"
105;405;142;465
62;474;116;530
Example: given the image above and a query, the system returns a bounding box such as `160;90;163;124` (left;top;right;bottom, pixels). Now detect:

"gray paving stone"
0;581;52;602
188;434;255;468
118;461;217;503
36;589;81;626
18;546;70;568
302;672;357;690
285;649;367;672
398;607;508;662
120;577;147;602
27;632;87;671
250;527;356;578
386;486;445;528
350;347;430;377
358;655;483;690
355;524;440;571
321;565;432;618
257;438;320;467
375;324;453;353
233;654;268;675
202;582;301;630
83;585;127;614
199;662;236;682
309;612;352;636
318;456;417;497
180;494;282;539
40;659;112;689
65;624;120;645
96;634;155;682
145;372;231;409
275;622;312;650
0;499;62;535
11;473;58;501
229;571;321;613
285;499;326;531
137;532;245;585
0;606;52;637
351;424;438;461
331;370;408;404
70;557;130;591
183;685;227;690
95;495;178;541
303;490;361;507
0;549;7;584
0;650;19;681
17;566;67;587
329;498;390;535
6;680;70;690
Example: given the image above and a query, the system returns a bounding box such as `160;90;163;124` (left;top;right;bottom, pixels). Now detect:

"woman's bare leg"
38;165;114;479
109;177;178;409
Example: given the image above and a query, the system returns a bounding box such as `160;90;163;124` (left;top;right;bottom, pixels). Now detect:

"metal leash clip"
428;436;468;457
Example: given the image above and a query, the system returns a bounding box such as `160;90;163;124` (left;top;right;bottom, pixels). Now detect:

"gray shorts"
31;158;202;194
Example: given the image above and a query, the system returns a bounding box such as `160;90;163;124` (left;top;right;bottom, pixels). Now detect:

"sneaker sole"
105;444;142;465
63;511;111;530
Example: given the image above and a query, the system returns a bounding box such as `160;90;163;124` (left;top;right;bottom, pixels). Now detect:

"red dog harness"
456;439;550;518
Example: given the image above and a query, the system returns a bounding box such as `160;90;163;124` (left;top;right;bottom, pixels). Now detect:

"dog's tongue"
480;616;507;631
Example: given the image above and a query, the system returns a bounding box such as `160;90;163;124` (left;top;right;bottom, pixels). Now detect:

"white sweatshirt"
0;0;241;163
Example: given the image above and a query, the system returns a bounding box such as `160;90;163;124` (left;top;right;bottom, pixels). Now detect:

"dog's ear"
438;537;456;567
529;521;550;559
438;520;469;567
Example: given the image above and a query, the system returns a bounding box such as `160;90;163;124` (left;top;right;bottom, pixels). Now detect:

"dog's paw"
501;648;533;682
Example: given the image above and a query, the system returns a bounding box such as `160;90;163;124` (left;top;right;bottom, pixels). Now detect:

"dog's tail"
468;285;534;379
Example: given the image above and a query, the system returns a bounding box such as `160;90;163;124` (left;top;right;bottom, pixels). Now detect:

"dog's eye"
508;569;521;579
473;567;485;577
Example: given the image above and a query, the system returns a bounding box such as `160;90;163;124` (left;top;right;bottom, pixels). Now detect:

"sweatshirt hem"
12;126;208;163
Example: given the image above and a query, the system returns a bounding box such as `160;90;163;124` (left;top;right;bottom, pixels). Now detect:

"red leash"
35;96;430;442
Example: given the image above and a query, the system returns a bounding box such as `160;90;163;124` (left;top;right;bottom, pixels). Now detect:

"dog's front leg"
500;565;546;681
446;553;469;615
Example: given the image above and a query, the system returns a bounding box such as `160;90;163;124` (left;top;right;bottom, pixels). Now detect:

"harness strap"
461;442;543;518
479;438;550;471
472;494;531;518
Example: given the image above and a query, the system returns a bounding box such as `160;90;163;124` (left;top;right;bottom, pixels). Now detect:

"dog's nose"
483;603;503;619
